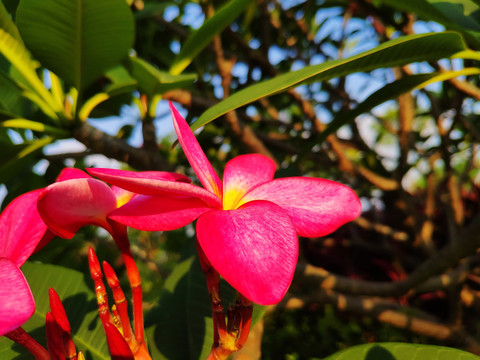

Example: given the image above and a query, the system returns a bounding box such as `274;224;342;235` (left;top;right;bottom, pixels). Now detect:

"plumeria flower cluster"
88;102;362;357
1;102;360;360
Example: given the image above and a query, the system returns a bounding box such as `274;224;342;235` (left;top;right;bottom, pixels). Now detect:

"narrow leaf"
1;119;69;137
193;31;468;130
169;0;254;75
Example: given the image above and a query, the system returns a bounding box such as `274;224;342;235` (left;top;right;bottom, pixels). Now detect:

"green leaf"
315;67;480;144
16;0;135;91
323;342;478;359
193;31;468;130
1;118;69;137
377;0;480;49
0;262;110;359
169;0;254;75
145;240;265;360
127;57;197;96
0;72;26;114
104;65;137;97
0;1;22;42
0;136;53;183
428;0;480;31
0;28;62;117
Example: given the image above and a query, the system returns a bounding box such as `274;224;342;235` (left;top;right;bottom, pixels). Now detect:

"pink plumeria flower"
37;168;190;240
0;168;96;335
87;102;361;305
0;190;48;335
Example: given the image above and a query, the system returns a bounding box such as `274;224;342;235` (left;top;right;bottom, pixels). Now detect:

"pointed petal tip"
48;288;71;333
169;102;223;198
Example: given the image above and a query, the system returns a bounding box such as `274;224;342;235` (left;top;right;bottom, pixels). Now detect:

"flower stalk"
5;328;50;360
198;242;254;360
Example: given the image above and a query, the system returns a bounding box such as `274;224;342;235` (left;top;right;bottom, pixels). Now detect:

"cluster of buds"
5;248;151;360
88;247;151;359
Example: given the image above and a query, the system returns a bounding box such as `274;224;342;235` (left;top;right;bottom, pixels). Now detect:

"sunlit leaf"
0;1;22;42
0;29;62;117
193;31;468;130
1;119;69;137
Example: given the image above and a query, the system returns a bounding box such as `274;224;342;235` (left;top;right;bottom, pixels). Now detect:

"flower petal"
196;200;298;305
109;195;211;231
169;102;223;198
0;258;35;336
0;189;48;267
38;178;118;239
240;177;361;237
223;154;276;210
56;167;92;181
87;168;221;208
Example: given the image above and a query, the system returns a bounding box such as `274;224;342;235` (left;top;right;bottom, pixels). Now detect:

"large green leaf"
0;262;110;359
145;240;265;360
16;0;135;91
324;342;478;359
127;57;197;96
193;31;468;130
169;0;254;75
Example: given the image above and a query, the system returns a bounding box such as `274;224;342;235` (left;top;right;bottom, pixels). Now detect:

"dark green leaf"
16;0;135;91
145;240;265;360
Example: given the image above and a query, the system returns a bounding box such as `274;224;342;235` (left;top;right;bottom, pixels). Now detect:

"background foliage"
1;0;480;358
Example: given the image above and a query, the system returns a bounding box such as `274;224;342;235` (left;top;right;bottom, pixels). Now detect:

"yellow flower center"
222;188;245;210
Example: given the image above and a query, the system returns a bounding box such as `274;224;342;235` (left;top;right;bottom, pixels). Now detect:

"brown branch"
296;213;480;297
209;3;276;162
74;122;172;171
280;289;480;354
